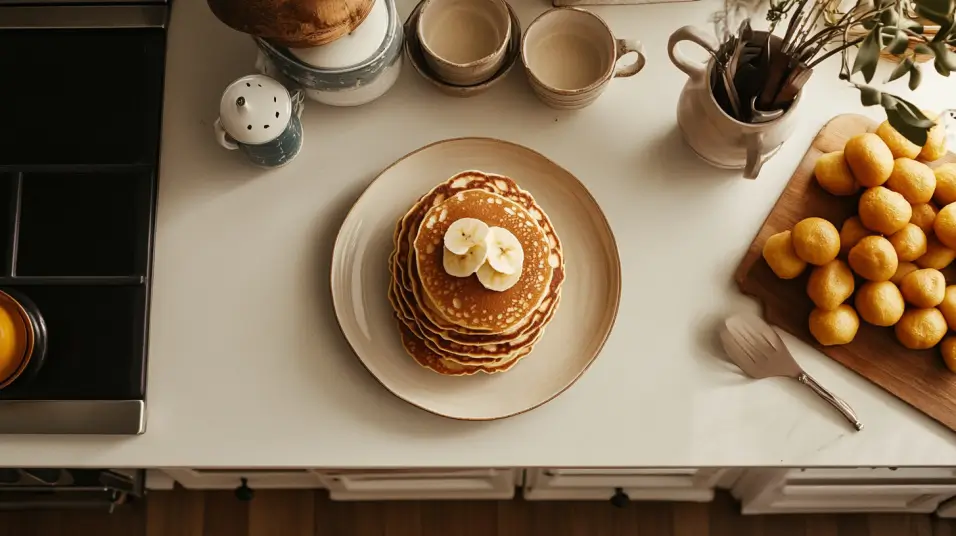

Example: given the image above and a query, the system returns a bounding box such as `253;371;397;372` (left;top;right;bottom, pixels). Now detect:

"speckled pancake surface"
393;172;565;348
414;190;553;332
386;169;567;376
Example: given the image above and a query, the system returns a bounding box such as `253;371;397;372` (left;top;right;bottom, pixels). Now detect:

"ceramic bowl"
416;0;511;86
404;0;520;97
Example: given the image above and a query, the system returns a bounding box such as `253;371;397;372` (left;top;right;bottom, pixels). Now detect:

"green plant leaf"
887;30;912;54
853;28;883;82
931;41;956;69
916;4;952;27
886;107;930;145
881;8;899;25
881;92;901;109
899;18;925;33
859;85;883;106
933;21;955;42
935;55;953;75
909;63;923;89
895;99;935;127
888;57;915;81
914;43;934;54
914;0;954;18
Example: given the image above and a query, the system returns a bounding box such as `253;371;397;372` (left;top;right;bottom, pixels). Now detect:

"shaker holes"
264;125;270;129
273;97;277;102
245;82;251;87
275;112;280;118
247;125;252;130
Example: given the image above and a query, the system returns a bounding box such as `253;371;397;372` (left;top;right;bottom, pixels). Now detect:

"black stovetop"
0;27;166;401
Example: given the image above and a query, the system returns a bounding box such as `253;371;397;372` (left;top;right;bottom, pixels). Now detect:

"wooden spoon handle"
798;373;864;431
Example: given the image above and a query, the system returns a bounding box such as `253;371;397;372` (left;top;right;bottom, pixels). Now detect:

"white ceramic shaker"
214;74;305;168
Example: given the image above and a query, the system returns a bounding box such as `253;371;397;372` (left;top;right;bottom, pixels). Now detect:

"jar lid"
219;74;293;145
0;291;31;389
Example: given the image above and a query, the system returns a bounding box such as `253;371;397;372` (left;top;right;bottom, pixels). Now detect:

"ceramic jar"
253;0;403;107
668;26;801;179
214;74;305;168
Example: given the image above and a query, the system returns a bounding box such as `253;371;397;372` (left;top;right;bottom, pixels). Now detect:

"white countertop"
2;0;956;468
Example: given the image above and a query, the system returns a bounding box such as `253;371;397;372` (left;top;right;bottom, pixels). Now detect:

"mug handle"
613;39;646;78
744;132;765;180
667;25;718;82
214;118;239;151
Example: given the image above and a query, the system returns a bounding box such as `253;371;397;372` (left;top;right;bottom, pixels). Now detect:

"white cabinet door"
733;468;956;514
523;468;726;501
160;468;324;490
316;469;516;501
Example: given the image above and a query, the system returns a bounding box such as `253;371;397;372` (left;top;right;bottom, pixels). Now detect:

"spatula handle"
798;373;864;431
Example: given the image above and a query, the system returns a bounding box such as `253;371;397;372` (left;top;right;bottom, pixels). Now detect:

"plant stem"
797;8;880;61
809;35;866;67
900;27;931;42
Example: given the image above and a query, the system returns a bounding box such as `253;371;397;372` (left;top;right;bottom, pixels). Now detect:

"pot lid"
219;74;293;145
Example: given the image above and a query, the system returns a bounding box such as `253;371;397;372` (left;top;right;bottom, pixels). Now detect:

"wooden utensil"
735;114;956;432
721;313;864;431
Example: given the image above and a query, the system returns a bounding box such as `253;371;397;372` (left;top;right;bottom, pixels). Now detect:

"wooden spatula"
720;313;864;431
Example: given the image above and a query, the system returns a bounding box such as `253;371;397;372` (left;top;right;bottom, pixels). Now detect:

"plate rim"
330;136;622;421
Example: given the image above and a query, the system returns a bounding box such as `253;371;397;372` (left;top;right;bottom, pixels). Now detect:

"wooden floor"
0;489;954;535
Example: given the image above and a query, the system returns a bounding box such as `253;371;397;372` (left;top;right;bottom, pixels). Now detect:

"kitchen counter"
2;0;955;468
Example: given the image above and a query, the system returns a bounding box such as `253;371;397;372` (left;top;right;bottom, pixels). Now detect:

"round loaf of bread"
207;0;375;47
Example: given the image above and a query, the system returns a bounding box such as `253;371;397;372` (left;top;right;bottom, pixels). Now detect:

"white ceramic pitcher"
667;25;801;179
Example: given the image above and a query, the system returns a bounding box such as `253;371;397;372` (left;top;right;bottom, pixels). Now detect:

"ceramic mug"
417;0;511;86
668;25;801;179
522;8;645;110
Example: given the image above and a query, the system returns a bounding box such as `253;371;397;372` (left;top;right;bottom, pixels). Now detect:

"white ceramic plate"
331;138;620;420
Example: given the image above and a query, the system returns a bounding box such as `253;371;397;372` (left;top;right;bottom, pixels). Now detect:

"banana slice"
485;226;524;275
477;261;522;292
444;218;491;255
443;241;488;278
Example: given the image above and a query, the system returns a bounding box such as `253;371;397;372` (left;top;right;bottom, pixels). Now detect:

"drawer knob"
234;478;255;501
610;488;629;508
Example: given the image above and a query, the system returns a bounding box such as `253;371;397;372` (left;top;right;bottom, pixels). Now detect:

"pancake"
393;172;565;346
387;170;566;375
397;323;525;376
392;172;497;294
414;190;553;332
390;260;557;366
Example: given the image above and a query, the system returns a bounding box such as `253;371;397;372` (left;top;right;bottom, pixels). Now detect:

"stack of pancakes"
387;170;565;375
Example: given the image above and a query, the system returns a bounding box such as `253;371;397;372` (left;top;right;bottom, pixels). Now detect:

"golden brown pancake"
414;190;553;332
397;323;525;376
387;170;565;375
393;172;564;344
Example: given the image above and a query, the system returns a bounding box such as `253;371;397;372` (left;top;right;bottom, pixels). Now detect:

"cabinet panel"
317;469;516;501
733;468;956;514
161;468;323;490
523;468;724;502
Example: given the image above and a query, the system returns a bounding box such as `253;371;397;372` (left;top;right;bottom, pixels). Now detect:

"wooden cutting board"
735;113;956;432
